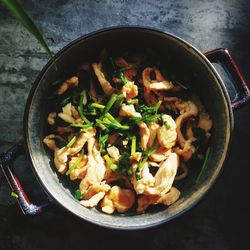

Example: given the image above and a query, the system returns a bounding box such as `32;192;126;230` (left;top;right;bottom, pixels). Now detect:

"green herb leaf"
10;191;18;199
89;103;105;109
174;79;189;90
1;0;53;58
131;101;162;124
99;132;109;153
100;94;118;118
196;147;211;184
66;149;84;175
103;154;118;172
119;65;135;72
70;123;93;130
66;136;77;148
113;94;124;112
110;164;118;171
74;189;82;200
78;93;91;124
164;121;171;130
116;71;128;84
126;98;138;105
131;136;136;155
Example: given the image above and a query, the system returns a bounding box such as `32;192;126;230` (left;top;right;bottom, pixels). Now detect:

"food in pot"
43;49;212;214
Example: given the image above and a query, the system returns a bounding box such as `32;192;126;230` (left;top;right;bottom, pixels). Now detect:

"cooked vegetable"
10;191;18;199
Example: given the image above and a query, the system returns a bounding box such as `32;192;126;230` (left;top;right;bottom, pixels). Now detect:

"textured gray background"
1;0;250;249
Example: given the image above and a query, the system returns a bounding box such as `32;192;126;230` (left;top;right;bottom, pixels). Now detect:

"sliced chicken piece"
154;152;179;195
101;186;135;214
107;146;120;162
173;139;195;161
142;67;173;90
54;147;69;174
101;194;115;214
121;81;138;100
119;104;141;118
80;192;106;208
79;137;106;193
174;100;198;160
83;181;111;200
43;134;58;151
198;112;213;132
133;162;156;195
69;155;88;180
53;128;96;174
58;102;75;124
55;76;79;95
149;147;171;162
71;105;80;119
80;181;111;208
159;187;180;205
137;187;180;213
133;153;178;196
67;127;96;155
138;121;150;150
175;100;198;148
92;62;115;95
157;114;177;149
58;113;75;124
148;81;174;91
137;194;159;213
47;112;56;126
147;122;160;149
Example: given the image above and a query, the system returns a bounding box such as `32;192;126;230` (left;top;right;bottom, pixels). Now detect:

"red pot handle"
0;142;50;215
204;48;250;110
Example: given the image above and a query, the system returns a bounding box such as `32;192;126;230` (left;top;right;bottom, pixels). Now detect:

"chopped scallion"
11;191;18;199
66;149;84;175
196;147;211;184
100;94;117;118
78;92;91;124
66;136;77;147
131;136;136;155
74;189;82;200
90;103;105;109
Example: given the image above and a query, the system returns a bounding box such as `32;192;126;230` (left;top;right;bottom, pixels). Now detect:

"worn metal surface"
0;0;250;249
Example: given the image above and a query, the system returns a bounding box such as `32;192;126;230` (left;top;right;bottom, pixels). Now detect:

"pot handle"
0;141;50;215
204;48;250;110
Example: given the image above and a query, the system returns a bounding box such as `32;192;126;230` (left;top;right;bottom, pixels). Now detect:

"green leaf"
1;0;53;58
196;147;211;184
66;149;84;175
131;136;136;155
131;101;162;124
66;135;77;148
99;132;109;153
10;191;18;199
74;189;82;200
100;94;118;118
78;94;91;124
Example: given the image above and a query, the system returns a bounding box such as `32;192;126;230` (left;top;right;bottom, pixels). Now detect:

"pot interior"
25;27;231;229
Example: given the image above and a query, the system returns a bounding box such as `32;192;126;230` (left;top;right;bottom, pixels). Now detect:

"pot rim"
23;25;233;230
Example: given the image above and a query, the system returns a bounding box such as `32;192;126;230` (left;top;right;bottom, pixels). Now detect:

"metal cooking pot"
1;26;249;230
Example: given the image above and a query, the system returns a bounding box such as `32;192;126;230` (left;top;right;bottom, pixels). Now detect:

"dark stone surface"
0;0;250;249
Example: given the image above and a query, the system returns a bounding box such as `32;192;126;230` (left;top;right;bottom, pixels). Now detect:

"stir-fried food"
43;49;212;214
